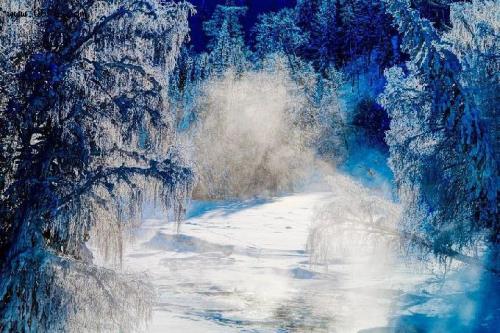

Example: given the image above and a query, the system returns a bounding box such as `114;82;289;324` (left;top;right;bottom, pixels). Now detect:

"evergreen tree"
410;0;454;29
295;0;322;34
203;5;249;76
253;8;309;60
296;0;398;72
341;0;397;70
0;1;194;330
310;0;342;70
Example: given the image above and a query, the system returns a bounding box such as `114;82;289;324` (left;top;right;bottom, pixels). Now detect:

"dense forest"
0;0;498;332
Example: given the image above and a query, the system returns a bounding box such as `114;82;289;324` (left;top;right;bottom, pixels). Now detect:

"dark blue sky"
187;0;296;51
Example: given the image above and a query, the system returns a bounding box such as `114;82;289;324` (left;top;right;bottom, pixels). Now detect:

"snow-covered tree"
295;0;397;72
444;0;499;167
308;66;348;160
253;8;309;60
0;0;194;331
380;0;497;268
203;5;249;76
295;0;322;34
309;0;342;71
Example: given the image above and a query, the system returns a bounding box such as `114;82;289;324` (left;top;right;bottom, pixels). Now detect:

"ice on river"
122;176;496;332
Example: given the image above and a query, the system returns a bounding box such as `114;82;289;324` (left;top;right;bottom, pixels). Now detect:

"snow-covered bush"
307;174;401;268
0;0;194;330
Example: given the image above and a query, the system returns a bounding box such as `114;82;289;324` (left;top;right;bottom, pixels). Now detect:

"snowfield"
122;175;465;333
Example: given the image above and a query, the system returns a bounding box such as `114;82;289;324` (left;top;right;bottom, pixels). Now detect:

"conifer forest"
0;0;498;332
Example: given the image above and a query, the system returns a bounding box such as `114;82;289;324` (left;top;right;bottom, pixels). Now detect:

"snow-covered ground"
120;175;424;332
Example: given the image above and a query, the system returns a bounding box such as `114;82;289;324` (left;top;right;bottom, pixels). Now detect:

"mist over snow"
188;65;338;199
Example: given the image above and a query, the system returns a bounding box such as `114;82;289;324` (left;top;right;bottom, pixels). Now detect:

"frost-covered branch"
57;159;193;212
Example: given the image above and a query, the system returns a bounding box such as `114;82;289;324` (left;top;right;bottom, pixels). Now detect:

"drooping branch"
64;1;156;60
56;159;193;213
353;218;499;275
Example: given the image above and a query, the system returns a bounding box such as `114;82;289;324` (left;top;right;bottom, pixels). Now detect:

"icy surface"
123;188;451;332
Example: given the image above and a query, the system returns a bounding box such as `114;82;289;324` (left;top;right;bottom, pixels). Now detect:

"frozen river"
123;184;498;332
